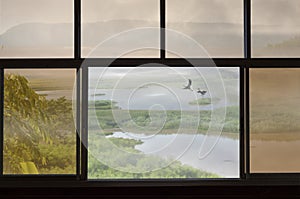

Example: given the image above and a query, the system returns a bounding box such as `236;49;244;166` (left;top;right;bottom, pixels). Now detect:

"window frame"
0;0;298;187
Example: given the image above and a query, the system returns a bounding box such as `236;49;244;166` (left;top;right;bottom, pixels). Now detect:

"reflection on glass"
0;0;73;58
4;69;76;174
88;67;240;179
252;0;300;57
166;0;243;58
250;69;300;172
82;0;160;58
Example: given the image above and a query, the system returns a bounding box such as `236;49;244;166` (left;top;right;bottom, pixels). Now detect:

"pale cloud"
0;0;73;33
167;0;243;24
252;0;300;26
82;0;159;23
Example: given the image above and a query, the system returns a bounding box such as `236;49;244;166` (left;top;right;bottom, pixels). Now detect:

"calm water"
90;86;237;111
108;132;239;178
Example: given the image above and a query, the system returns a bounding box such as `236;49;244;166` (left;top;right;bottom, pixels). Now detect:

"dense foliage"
88;135;219;179
4;74;76;174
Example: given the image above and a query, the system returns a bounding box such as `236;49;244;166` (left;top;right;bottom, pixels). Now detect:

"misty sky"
252;0;300;25
167;0;243;23
1;0;300;57
1;0;299;32
82;0;159;23
0;0;73;34
89;67;194;81
88;67;239;85
0;0;299;34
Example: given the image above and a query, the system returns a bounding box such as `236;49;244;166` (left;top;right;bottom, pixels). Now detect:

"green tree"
4;74;51;173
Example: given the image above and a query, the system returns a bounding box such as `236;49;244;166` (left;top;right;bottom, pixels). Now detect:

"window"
250;68;300;173
0;0;74;58
167;0;244;58
88;67;240;179
0;0;298;188
82;0;160;58
3;69;76;174
252;0;300;57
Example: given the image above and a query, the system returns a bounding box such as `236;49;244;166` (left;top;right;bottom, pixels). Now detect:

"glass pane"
4;69;76;174
88;67;240;179
82;0;160;58
0;0;73;58
250;68;300;173
252;0;300;57
166;0;244;58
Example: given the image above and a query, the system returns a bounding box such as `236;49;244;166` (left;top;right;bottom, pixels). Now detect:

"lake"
90;86;238;111
108;131;239;178
90;78;239;177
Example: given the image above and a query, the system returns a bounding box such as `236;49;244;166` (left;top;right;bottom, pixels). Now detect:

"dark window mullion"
160;0;166;59
76;68;81;180
245;66;250;177
75;0;82;180
0;69;3;176
240;67;246;179
1;58;300;69
109;58;247;67
75;0;81;59
249;59;300;67
80;66;88;180
0;59;81;68
244;0;251;178
244;0;251;59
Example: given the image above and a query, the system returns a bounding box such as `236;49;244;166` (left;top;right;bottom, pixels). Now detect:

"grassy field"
188;97;220;105
89;100;239;135
250;69;300;141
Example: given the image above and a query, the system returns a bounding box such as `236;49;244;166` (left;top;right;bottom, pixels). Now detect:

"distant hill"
0;20;242;48
0;23;73;47
267;35;300;48
2;21;298;57
1;21;299;48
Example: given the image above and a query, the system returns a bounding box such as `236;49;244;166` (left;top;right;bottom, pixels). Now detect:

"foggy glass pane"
0;0;74;58
4;69;76;174
252;0;300;57
166;0;244;58
250;69;300;173
88;67;240;179
82;0;160;58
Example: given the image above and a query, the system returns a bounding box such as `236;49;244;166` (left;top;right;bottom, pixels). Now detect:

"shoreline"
93;129;239;140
